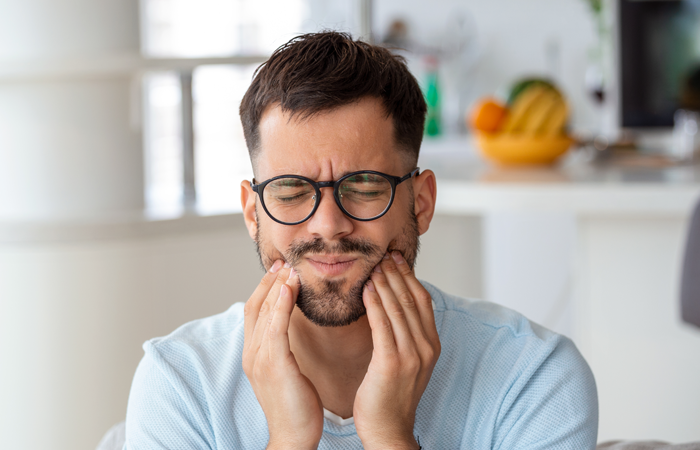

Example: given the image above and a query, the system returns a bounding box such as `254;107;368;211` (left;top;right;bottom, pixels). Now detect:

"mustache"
286;236;382;266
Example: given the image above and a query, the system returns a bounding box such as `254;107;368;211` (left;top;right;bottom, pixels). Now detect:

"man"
125;32;598;449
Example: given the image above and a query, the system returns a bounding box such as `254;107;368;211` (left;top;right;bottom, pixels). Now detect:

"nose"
304;187;354;241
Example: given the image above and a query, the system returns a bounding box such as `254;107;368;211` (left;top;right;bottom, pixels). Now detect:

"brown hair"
239;31;426;169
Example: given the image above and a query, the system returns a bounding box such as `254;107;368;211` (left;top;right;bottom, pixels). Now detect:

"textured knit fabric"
124;281;598;449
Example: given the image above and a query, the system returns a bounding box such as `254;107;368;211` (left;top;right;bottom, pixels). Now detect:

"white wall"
0;0;143;221
0;218;260;449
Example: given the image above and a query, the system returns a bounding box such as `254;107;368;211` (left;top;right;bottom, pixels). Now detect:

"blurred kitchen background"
1;0;700;448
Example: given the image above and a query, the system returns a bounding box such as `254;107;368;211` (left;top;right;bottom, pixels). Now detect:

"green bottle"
423;56;441;137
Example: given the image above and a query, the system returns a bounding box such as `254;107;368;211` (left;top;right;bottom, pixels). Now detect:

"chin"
294;268;372;328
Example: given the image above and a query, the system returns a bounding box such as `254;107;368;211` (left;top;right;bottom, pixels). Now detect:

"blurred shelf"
0;54;268;82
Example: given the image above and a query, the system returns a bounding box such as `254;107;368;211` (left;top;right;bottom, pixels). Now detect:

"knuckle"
371;271;388;286
397;263;414;275
243;301;253;316
259;272;276;289
259;300;271;315
420;345;436;363
376;317;393;333
391;306;407;321
381;302;405;321
404;353;421;374
382;260;399;274
274;268;291;284
397;291;416;309
368;292;383;306
417;290;432;305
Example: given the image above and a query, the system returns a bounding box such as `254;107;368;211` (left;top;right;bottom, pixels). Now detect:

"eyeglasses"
250;168;420;225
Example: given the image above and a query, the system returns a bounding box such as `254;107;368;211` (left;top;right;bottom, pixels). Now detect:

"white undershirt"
323;408;355;426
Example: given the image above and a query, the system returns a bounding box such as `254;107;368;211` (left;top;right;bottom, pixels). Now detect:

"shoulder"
125;303;260;448
148;302;245;348
142;302;247;374
421;279;560;346
418;281;598;448
422;279;591;380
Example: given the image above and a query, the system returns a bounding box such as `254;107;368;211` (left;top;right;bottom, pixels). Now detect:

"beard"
254;205;420;327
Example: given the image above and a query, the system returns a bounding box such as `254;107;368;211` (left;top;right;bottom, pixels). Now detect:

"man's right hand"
242;260;324;450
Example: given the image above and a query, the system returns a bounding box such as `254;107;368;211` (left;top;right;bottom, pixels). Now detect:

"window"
140;0;311;217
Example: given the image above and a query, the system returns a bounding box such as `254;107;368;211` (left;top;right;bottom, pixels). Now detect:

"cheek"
359;219;402;254
381;202;412;240
256;220;297;265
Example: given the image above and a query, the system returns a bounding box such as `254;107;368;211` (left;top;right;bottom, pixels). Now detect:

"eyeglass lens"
262;173;393;223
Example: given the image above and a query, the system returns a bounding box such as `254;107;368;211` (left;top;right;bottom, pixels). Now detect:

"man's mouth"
305;255;358;276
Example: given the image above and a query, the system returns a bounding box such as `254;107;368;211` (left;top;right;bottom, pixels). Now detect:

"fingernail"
392;251;404;264
284;262;291;268
374;264;382;273
288;268;296;280
383;252;390;260
269;260;283;273
279;284;287;298
366;280;376;292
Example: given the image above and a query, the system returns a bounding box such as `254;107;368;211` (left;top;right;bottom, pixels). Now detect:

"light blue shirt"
124;281;598;449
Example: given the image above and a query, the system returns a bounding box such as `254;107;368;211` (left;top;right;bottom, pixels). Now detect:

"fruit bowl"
475;133;574;165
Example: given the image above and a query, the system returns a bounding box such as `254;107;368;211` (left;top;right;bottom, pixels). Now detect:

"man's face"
242;97;422;327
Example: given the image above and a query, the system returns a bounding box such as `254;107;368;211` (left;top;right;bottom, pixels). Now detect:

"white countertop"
419;136;700;216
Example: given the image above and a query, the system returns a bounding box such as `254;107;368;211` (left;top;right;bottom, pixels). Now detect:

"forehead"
255;97;406;179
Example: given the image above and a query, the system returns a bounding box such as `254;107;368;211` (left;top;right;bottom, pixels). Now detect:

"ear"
412;169;437;236
240;180;258;240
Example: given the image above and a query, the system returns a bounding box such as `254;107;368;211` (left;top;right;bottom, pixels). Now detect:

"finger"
250;265;293;354
265;281;296;361
370;264;415;352
379;252;428;345
286;267;300;301
362;280;398;357
389;251;439;343
244;260;285;352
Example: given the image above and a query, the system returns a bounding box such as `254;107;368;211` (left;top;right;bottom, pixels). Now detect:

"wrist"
267;441;317;450
267;434;319;450
362;436;420;450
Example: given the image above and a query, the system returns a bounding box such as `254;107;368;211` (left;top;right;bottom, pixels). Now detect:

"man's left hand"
353;251;441;450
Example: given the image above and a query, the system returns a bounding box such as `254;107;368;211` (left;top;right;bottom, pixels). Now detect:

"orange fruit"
468;97;508;133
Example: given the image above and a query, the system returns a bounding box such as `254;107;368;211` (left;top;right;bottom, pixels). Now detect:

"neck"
288;307;373;419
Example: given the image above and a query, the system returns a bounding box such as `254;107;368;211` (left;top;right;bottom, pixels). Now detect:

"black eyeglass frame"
250;168;420;225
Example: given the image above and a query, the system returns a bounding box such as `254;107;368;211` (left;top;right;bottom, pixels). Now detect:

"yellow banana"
501;85;549;133
541;100;569;136
522;90;561;135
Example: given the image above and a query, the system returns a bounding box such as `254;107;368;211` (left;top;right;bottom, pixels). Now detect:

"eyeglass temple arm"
398;167;420;184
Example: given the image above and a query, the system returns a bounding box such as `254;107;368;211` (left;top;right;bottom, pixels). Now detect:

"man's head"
240;31;426;172
239;32;436;328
